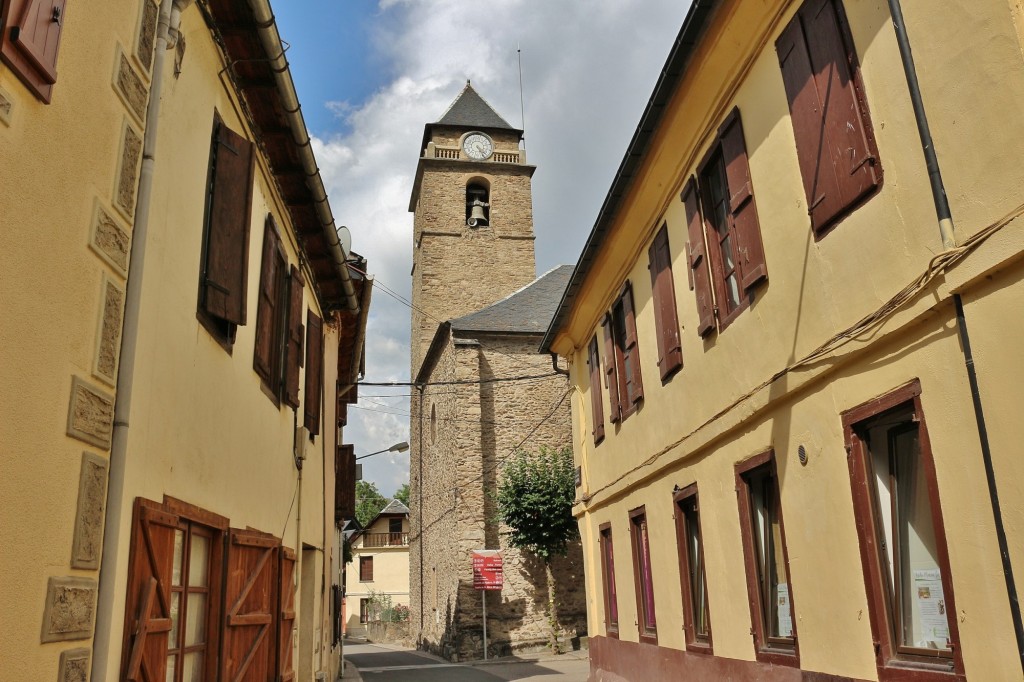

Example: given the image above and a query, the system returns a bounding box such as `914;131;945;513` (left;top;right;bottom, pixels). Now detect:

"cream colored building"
344;500;411;638
0;1;369;681
542;0;1024;680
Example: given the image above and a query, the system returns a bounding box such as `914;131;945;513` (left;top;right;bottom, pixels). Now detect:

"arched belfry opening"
466;179;490;227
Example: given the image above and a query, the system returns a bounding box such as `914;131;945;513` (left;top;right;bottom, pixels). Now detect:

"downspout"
888;1;1024;670
417;383;425;633
550;352;569;376
92;0;191;678
243;0;359;314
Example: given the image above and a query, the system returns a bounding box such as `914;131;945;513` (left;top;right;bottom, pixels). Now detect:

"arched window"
466;180;490;227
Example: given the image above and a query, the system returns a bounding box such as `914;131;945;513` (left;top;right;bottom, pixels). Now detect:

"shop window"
629;507;657;644
599;523;618;637
674;484;711;653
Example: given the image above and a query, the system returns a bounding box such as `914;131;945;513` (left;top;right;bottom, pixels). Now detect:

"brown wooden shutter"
777;0;880;233
682;178;716;337
203;121;255;325
336;444;356;520
648;225;683;380
222;529;279;682
284;266;305;408
360;556;374;582
303;310;324;435
0;0;66;102
277;548;296;682
253;219;281;385
602;315;621;424
621;284;644;405
587;336;605;444
718;109;767;291
122;500;180;682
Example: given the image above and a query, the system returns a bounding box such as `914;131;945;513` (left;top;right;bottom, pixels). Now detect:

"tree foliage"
355;480;389;527
496;446;578;563
393;483;410;507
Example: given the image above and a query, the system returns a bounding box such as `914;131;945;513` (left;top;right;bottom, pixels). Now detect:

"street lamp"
356;441;409;460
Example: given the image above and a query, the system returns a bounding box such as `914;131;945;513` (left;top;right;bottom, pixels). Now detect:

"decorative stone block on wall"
58;648;90;682
93;276;125;386
136;0;159;74
88;199;131;276
113;120;143;219
40;577;97;643
0;85;12;127
113;46;148;123
66;377;115;450
70;453;109;570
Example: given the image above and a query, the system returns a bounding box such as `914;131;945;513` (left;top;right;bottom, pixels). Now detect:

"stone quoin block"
40;577;98;643
113;47;148;123
66;377;115;450
88;199;131;276
93;276;125;386
58;648;90;682
114;121;143;219
70;452;109;570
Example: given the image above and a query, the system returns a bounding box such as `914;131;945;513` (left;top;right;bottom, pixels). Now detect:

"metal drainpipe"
888;0;1024;670
91;0;188;678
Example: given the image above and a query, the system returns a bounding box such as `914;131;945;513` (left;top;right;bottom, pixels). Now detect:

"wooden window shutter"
621;284;644;405
648;225;683;380
121;500;180;682
203;121;255;326
284;266;305;409
336;444;356;520
277;547;297;682
776;0;880;233
682;179;716;337
718;109;767;291
0;0;66;102
587;336;605;444
602;315;621;424
303;310;324;435
360;556;374;582
253;219;281;385
221;529;279;682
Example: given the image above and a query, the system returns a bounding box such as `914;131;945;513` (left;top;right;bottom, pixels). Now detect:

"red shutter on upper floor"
336;444;356;520
587;336;605;444
777;0;880;234
303;310;324;435
204;122;255;326
253;219;282;385
682;178;716;337
221;529;279;682
284;266;305;409
278;548;297;682
0;0;66;102
620;284;644;405
648;225;683;380
718;109;767;291
602;315;621;424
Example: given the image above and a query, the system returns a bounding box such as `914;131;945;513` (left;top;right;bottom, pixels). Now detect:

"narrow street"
343;641;590;682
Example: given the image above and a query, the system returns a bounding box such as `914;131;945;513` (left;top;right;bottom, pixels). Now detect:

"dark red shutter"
718;109;767;291
587;336;605;444
222;529;279;682
0;0;66;102
253;219;281;384
682;178;715;337
777;0;880;233
620;284;644;405
336;444;356;521
303;311;324;435
277;548;296;682
122;500;179;682
648;225;683;380
284;266;305;409
204;122;255;325
360;556;374;582
602;315;621;424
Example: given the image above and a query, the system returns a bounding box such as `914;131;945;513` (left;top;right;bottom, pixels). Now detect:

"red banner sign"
472;550;503;590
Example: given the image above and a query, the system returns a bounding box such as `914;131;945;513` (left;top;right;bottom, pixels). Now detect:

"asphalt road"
343;641;589;682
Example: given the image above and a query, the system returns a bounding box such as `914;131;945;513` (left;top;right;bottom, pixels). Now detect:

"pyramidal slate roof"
436;81;517;131
451;265;574;335
378;499;410;516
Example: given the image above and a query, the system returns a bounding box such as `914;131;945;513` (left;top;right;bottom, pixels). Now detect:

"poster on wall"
777;583;793;637
913;568;950;648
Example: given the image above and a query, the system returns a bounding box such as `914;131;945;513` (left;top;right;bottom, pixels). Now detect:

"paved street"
342;641;590;682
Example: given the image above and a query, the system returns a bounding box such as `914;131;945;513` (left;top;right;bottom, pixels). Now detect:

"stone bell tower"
408;81;537;372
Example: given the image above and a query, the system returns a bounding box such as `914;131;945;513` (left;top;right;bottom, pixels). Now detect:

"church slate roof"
451;265;574;335
436;81;517;131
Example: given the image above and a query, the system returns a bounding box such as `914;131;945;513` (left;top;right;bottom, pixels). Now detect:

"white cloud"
312;0;689;492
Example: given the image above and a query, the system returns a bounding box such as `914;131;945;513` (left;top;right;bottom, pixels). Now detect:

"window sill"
638;631;658;646
685;640;713;656
877;659;962;682
753;647;799;668
605;627;618;640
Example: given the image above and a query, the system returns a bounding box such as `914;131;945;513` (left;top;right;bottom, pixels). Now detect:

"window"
647;224;683;380
359;598;370;624
0;0;66;102
303;310;324;435
629;507;657;644
253;215;304;407
197;116;256;349
359;556;374;582
598;523;618;637
674;484;711;653
466;179;490;227
776;0;881;234
736;451;798;666
683;108;767;335
843;380;963;680
389;518;403;534
602;283;643;423
587;336;605;445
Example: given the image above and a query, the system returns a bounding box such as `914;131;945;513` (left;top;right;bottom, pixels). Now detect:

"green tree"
393;483;410;507
355;480;389;527
495;446;578;652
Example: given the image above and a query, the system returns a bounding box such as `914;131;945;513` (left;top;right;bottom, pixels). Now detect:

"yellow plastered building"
344;500;411;639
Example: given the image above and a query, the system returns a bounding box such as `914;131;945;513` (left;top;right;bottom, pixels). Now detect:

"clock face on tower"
462;133;493;160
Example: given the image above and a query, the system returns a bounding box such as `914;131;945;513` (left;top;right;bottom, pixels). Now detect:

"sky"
272;0;690;497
